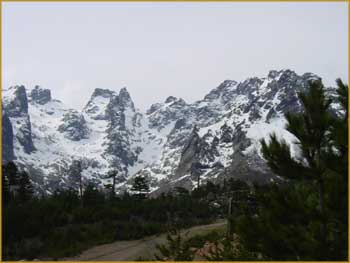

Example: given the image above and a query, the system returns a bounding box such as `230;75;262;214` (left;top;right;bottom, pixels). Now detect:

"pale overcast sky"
2;2;348;110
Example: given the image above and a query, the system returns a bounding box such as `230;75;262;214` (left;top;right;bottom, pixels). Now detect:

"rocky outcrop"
104;88;140;176
4;85;29;117
175;126;202;177
3;86;35;154
147;96;191;130
30;86;51;104
14;115;35;154
58;110;89;141
84;88;115;120
2;113;14;162
220;123;234;143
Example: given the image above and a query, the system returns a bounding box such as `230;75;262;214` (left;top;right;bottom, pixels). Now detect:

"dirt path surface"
64;221;226;261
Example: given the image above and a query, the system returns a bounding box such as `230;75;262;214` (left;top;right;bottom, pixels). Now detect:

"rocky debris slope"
2;69;332;194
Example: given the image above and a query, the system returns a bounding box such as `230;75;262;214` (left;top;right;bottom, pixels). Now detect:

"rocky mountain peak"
277;69;298;83
2;85;35;155
147;97;187;116
165;96;177;104
84;88;116;120
30;85;51;105
222;79;238;88
203;80;238;101
3;85;29;117
167;96;187;106
118;87;135;110
91;88;115;99
267;70;282;79
241;77;264;88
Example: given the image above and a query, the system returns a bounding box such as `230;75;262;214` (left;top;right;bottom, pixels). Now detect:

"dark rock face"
231;127;251;152
220;123;234;143
14;115;36;154
236;77;263;97
2;113;15;162
104;88;139;176
58;110;90;141
165;96;177;103
166;119;193;149
175;127;223;179
5;86;28;117
147;96;191;130
106;94;128;130
91;88;115;98
268;70;279;79
204;80;238;103
175;126;202;177
84;88;115;120
146;103;163;115
30;86;51;104
224;151;275;185
118;87;135;110
174;118;187;130
3;86;36;154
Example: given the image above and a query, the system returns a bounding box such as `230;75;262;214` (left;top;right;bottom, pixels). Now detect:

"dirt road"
64;221;226;261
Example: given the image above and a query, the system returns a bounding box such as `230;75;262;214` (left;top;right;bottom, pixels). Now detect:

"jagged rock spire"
30;85;51;105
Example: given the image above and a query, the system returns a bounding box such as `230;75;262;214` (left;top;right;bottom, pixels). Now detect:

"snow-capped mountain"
2;69;328;194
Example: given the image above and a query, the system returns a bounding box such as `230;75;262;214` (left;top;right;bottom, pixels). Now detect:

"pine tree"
190;163;201;188
3;162;20;203
190;162;208;188
261;80;333;241
18;171;34;203
3;161;19;186
131;176;150;199
255;79;348;260
322;78;348;258
106;169;118;199
2;169;10;205
68;160;83;199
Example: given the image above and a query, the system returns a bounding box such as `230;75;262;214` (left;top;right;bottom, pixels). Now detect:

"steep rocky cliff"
2;69;333;194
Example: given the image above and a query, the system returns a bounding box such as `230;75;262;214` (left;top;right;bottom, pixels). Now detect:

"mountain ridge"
2;69;330;195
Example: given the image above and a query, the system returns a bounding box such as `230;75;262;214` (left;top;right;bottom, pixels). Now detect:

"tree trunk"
111;174;116;198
